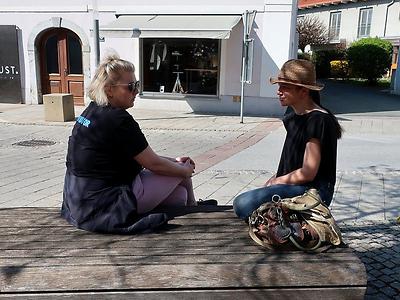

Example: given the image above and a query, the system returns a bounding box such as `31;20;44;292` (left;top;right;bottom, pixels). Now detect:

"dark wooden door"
40;29;84;105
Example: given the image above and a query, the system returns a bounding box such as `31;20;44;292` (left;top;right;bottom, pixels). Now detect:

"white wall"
0;11;93;104
298;0;400;45
261;0;296;97
386;0;400;38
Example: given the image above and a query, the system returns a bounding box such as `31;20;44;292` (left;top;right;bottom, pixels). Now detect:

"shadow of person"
155;205;233;219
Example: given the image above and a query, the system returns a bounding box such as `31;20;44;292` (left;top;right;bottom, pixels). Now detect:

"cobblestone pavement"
0;112;279;207
341;221;400;299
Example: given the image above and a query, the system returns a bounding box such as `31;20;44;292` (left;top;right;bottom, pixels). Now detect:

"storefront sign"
0;25;22;103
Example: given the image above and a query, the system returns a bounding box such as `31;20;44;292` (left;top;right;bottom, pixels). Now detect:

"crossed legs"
133;169;196;214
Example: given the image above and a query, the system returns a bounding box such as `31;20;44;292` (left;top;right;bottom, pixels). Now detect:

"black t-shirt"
276;110;338;187
62;102;168;235
66;101;148;185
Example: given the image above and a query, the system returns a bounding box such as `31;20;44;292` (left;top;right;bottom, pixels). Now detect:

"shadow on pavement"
321;79;400;116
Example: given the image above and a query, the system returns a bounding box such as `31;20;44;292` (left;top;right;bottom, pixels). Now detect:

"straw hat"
269;59;324;91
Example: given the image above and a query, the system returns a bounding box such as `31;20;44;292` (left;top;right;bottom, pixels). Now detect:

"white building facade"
0;0;299;116
298;0;400;93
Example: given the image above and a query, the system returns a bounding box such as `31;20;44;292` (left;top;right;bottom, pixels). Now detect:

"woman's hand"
181;159;195;177
135;147;195;178
176;156;195;168
264;174;276;187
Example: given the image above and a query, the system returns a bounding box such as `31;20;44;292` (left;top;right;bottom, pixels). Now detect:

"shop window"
142;38;219;95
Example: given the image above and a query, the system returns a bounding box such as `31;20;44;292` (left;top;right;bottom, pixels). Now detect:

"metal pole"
92;0;100;66
93;20;100;66
240;56;245;123
240;12;247;124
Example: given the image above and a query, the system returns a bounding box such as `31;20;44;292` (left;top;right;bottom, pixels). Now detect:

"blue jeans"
233;183;333;220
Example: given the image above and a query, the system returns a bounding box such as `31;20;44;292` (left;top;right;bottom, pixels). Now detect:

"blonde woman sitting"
61;54;206;233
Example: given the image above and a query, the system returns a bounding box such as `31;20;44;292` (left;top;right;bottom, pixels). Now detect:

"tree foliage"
297;16;329;52
313;49;346;78
347;37;392;84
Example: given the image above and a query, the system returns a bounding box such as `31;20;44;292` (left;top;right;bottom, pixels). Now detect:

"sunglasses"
112;81;140;93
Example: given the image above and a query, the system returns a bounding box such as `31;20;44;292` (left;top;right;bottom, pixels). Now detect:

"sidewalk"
1;103;398;222
0;100;399;299
0;103;281;208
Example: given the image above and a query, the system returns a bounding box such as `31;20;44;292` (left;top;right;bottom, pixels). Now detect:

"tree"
297;16;329;53
347;37;392;84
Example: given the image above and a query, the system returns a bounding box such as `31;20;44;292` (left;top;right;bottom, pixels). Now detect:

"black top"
276;110;338;188
66;101;148;184
61;102;167;234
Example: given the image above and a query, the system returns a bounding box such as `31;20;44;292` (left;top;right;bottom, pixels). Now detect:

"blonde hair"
88;54;135;106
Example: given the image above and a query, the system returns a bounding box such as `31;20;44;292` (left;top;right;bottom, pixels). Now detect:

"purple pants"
132;169;196;214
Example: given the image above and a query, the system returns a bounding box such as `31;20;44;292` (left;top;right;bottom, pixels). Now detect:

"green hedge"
347;37;392;84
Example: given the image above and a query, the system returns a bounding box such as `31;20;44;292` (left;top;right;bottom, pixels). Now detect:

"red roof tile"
298;0;364;9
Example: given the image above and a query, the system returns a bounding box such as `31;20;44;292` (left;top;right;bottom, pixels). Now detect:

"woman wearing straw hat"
233;59;343;220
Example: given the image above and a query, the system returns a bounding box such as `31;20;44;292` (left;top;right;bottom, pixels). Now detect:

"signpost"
240;10;256;123
0;25;22;103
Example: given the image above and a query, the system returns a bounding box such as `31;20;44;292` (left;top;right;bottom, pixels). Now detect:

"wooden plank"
0;224;244;235
0;245;353;259
0;252;360;267
0;214;241;228
0;206;235;218
1;231;250;242
1;262;366;292
0;246;283;258
0;288;367;300
1;236;260;249
0;207;367;299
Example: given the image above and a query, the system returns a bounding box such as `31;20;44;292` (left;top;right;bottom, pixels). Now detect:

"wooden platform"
0;207;367;299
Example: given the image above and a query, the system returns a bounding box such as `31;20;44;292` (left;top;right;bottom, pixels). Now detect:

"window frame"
329;11;342;42
358;7;373;38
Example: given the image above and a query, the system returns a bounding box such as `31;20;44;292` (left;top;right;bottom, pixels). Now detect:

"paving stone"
382;286;398;297
362;257;374;264
365;288;381;297
369;269;383;278
365;294;391;300
370;279;386;288
382;268;396;276
370;262;385;270
379;274;395;284
389;281;400;291
383;261;396;269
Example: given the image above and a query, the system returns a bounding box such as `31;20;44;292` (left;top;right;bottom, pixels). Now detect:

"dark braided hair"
310;90;343;139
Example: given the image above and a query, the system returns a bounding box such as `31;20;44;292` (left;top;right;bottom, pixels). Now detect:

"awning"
100;15;242;39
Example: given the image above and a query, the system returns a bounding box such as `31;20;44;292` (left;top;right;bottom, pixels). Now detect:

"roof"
298;0;370;10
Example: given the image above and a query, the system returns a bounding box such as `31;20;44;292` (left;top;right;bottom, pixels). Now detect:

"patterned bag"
248;189;343;251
